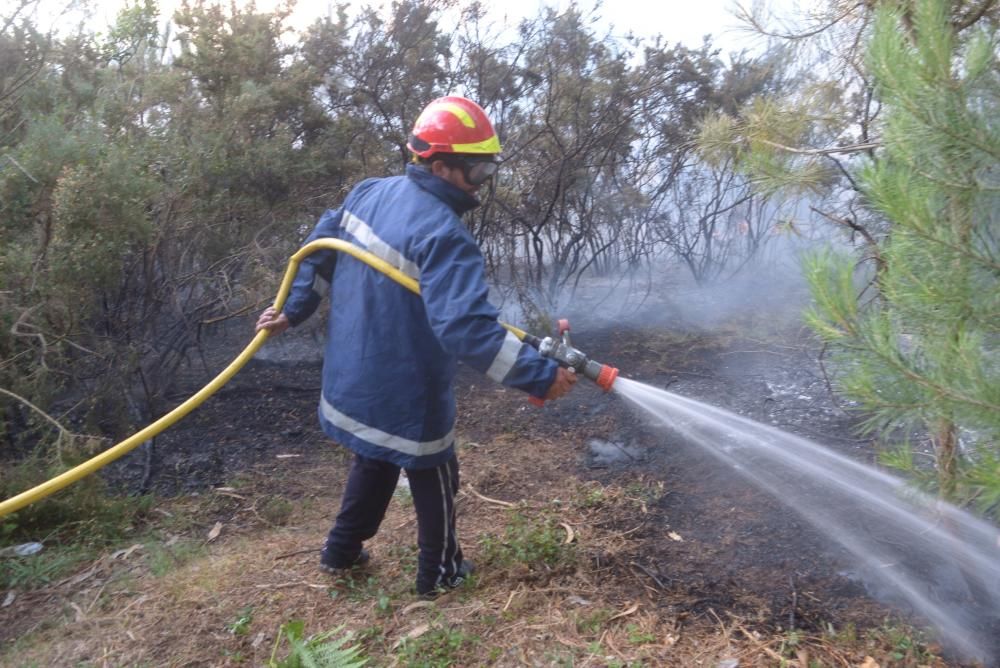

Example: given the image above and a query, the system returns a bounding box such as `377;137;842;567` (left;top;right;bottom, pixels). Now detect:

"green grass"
623;480;665;508
0;545;90;590
258;495;295;525
227;607;255;636
397;625;479;668
577;485;607;509
866;622;937;663
144;537;207;577
625;623;656;645
327;571;409;617
480;510;576;570
573;608;614;635
383;543;418;575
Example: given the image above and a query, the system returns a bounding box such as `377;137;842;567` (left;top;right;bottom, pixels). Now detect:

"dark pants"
324;452;463;594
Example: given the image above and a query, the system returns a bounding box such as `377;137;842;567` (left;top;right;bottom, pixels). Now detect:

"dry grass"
1;437;953;667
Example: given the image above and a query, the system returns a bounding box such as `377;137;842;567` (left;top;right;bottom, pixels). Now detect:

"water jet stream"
613;377;1000;663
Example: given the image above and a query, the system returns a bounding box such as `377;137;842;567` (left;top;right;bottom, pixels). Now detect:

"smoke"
494;227;850;337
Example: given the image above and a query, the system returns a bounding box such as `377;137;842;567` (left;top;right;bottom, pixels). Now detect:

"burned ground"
0;307;976;666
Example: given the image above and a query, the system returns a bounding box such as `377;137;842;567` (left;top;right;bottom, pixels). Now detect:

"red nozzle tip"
596;365;619;392
558;318;571;335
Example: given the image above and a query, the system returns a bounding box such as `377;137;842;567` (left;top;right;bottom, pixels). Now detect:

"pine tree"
805;0;1000;512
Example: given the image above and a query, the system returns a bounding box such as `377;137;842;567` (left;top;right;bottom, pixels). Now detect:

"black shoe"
319;547;370;574
417;559;475;598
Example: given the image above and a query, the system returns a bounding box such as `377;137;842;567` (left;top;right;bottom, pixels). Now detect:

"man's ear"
429;159;448;178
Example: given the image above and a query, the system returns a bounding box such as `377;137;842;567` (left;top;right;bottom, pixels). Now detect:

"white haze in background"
491;192;850;334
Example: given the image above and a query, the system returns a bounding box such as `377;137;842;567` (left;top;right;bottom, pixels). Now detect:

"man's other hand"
255;307;290;335
544;367;578;401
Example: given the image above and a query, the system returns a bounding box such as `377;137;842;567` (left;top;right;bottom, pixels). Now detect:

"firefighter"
256;96;577;597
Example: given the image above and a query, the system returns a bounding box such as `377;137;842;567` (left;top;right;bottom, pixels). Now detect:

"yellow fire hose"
0;239;529;519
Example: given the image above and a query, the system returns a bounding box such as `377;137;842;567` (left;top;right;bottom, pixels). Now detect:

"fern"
268;620;367;668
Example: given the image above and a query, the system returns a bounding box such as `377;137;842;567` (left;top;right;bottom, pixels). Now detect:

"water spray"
612;376;1000;663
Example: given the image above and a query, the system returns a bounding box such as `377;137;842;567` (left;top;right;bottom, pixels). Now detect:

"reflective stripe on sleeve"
320;395;454;457
485;330;523;383
312;274;330;297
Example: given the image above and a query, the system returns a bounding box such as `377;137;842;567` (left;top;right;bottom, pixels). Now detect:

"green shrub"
145;538;205;578
259;495;294;526
480;511;576;570
0;441;153;545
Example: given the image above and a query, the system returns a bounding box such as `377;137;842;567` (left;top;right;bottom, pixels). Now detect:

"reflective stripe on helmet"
429;101;477;128
451;135;501;154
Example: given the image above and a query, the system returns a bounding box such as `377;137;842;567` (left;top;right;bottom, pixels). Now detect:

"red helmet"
407;96;501;158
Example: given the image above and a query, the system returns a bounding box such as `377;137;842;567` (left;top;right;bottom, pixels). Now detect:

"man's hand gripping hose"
524;319;619;406
0;240;614;518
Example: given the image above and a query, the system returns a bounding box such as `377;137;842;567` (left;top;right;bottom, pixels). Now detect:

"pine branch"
734;1;865;41
755;137;882;156
860;333;1000;414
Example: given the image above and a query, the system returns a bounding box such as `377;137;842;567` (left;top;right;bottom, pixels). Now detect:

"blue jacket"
283;165;559;469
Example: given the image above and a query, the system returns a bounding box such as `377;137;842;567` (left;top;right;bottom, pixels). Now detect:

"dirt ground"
0;302;980;667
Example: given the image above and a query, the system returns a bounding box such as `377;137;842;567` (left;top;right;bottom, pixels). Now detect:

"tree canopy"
707;0;1000;512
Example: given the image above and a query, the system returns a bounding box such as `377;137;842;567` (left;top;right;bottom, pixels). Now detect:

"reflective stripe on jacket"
282;165;558;469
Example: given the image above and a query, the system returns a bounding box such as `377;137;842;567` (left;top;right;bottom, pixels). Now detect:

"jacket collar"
406;164;480;216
